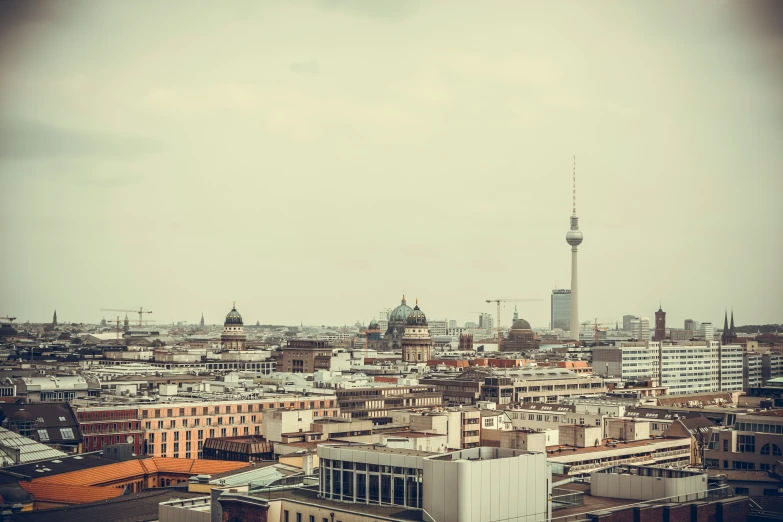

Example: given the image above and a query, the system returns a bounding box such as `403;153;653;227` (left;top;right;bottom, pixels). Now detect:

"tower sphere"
566;228;583;246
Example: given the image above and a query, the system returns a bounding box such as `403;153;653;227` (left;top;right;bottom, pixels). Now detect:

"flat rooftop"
546;437;689;457
324;444;436;457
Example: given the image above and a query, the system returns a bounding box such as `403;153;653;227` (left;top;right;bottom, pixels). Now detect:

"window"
296;514;302;522
738;435;755;453
484;418;493;427
60;428;75;439
760;443;782;456
735;487;749;495
283;510;289;522
37;429;49;441
58;416;66;421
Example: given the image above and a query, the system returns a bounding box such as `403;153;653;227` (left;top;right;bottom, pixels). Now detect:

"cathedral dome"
369;319;379;328
390;296;414;322
407;303;427;326
224;303;243;326
511;318;532;330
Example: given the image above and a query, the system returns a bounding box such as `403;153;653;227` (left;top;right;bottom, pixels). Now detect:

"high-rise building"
565;157;583;340
699;322;714;341
654;305;666;341
478;313;494;331
623;315;639;332
684;319;696;331
630;317;650;341
550;289;571;330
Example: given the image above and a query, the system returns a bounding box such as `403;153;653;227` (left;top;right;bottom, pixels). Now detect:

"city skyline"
1;2;781;327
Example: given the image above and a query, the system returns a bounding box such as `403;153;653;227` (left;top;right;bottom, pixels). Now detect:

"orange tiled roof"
35;459;147;486
34;457;249;486
19;481;124;504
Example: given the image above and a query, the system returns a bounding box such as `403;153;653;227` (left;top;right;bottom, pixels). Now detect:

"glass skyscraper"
550;289;571;330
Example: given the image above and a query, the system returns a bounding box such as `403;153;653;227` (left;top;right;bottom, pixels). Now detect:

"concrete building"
699;322;714;341
316;444;552;522
623;315;639;333
334;384;442;419
629;317;650;342
744;352;763;390
262;409;315;443
592;343;658;381
280;339;336;373
704;411;783;472
591;465;708;502
762;352;783;384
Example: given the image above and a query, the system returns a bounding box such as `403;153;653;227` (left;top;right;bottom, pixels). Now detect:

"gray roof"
0;427;67;466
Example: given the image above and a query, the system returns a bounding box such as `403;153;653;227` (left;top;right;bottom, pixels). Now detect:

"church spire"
52;310;57;326
723;309;729;333
730;309;736;335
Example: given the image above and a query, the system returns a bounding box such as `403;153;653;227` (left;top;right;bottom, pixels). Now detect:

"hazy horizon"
1;1;782;329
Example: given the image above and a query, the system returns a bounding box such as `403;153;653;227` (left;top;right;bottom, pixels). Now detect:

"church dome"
369;319;379;328
407;303;428;326
224;303;243;326
511;319;532;330
389;296;414;322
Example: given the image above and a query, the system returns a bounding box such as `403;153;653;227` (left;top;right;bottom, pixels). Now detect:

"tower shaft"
570;247;579;340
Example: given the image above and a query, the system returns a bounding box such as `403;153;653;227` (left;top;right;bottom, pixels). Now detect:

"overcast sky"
1;1;781;329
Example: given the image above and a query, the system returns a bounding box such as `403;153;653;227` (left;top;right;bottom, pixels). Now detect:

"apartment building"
762;352;783;384
421;368;606;407
280;339;345;373
744;352;763;390
335;385;443;419
593;341;747;394
704;411;783;472
77;395;340;458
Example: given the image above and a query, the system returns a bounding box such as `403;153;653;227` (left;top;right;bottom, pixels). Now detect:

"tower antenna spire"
573;155;576;215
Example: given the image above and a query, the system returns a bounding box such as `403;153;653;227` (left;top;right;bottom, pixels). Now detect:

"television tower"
565;156;584;341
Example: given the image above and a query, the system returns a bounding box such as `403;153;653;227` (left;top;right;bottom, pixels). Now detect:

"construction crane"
485;299;544;344
100;307;152;328
581;318;613;346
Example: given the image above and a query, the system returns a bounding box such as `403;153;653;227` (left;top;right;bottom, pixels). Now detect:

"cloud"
290;60;321;75
0;118;163;160
314;0;419;22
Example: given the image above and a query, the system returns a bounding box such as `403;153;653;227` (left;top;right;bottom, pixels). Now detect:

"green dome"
390;296;414;322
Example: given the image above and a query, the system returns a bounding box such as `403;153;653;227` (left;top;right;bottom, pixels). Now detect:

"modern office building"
317;444;552;522
630;317;650;342
550;289;571;330
744;352;763;390
699;322;714;341
623;315;639;332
